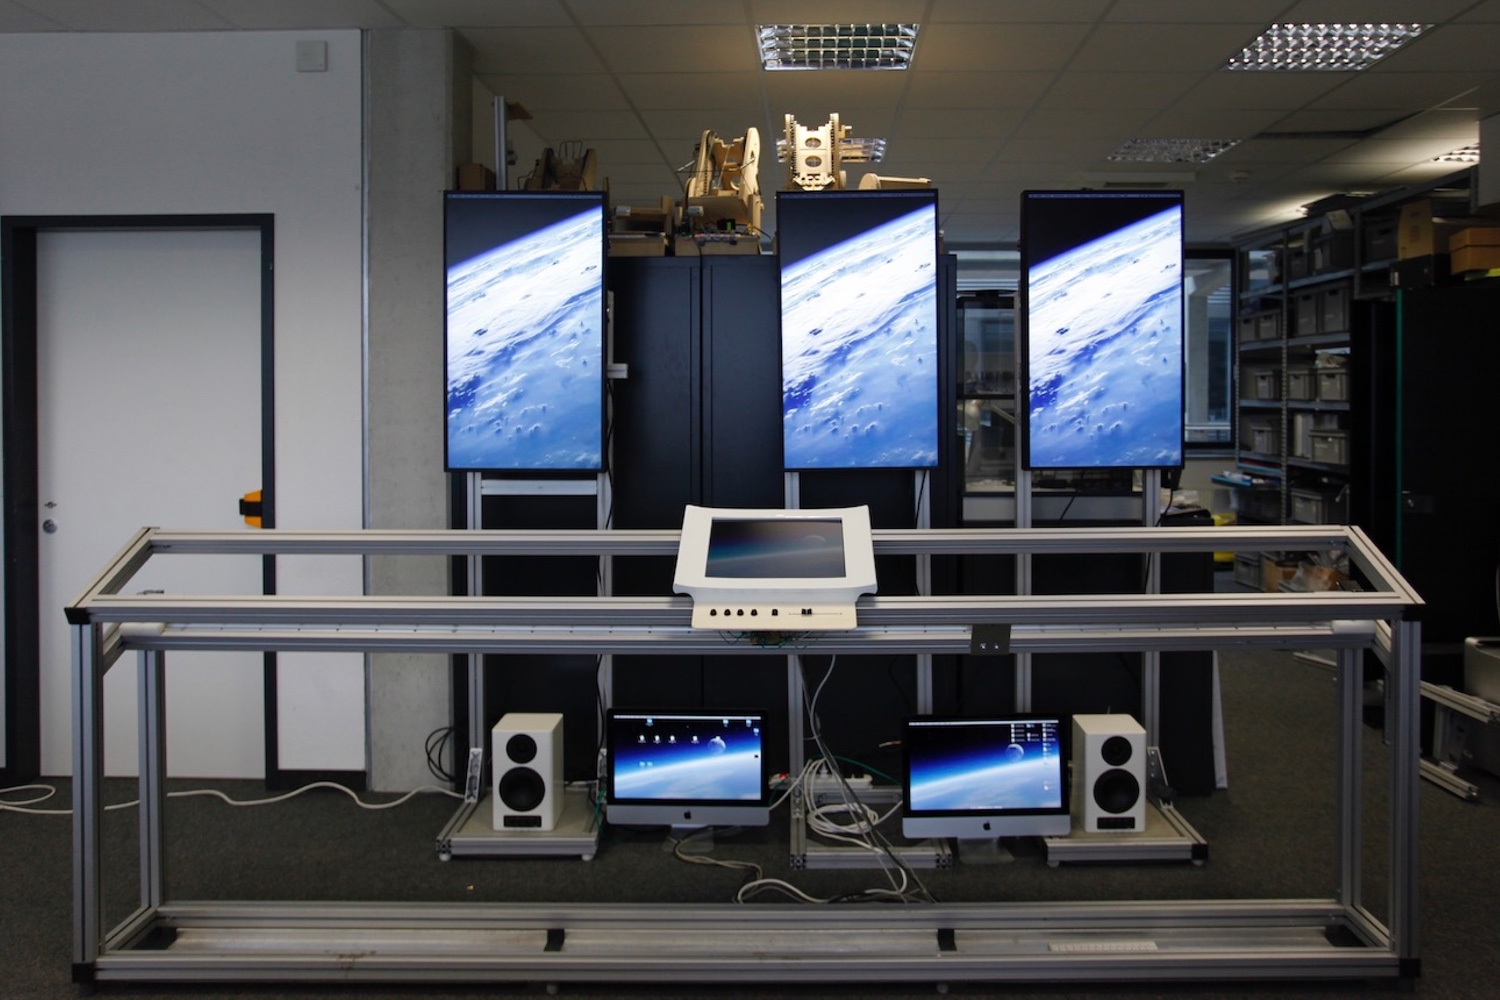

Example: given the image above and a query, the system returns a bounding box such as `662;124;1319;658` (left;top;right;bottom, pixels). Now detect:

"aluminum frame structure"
68;524;1422;988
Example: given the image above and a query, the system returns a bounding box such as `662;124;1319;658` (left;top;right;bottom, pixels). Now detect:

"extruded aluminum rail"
68;524;1422;988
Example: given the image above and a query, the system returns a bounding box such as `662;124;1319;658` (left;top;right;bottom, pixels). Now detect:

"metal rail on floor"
67;524;1422;987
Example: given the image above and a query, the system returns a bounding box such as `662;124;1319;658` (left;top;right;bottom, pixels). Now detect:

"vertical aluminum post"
466;473;487;755
1389;618;1421;962
914;470;933;715
1013;469;1033;710
1335;646;1364;910
71;621;104;969
786;653;805;782
1140;469;1162;743
138;650;168;911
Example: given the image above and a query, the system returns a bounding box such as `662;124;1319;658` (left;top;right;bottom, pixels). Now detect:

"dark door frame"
1;214;288;783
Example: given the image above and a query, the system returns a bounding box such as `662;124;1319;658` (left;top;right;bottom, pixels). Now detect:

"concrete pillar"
364;29;471;790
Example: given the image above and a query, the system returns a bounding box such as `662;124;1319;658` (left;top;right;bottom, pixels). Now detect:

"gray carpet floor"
4;644;1499;1000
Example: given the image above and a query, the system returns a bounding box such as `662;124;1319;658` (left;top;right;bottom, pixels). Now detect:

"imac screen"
606;710;770;827
1020;190;1184;470
902;715;1070;839
444;191;606;472
705;518;846;579
777;189;940;470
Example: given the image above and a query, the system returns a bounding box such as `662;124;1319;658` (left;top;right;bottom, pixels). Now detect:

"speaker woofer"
498;766;547;813
1093;768;1141;815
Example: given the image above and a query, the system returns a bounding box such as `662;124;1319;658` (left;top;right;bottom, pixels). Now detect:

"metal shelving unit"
68;525;1421;989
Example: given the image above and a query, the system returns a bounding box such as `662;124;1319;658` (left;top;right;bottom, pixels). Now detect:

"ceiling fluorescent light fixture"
1108;138;1241;164
1435;143;1480;164
758;24;918;70
1224;23;1431;71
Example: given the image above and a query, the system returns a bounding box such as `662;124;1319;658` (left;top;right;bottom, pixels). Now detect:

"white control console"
673;505;876;632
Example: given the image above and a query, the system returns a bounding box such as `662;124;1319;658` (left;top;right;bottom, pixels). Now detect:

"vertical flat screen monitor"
902;715;1071;839
605;709;770;828
777;189;940;470
1020;189;1184;470
444;190;606;472
672;505;878;630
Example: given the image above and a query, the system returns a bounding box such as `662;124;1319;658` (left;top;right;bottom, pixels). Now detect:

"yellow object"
1212;511;1235;563
239;489;263;528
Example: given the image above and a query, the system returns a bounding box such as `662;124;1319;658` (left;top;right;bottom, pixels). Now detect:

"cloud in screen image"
1026;205;1182;468
446;208;602;470
909;744;1061;812
781;205;938;469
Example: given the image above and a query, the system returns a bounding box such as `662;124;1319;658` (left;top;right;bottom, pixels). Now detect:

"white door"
36;228;267;778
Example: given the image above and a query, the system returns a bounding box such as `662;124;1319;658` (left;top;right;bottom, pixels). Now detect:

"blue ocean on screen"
1026;205;1183;469
446;208;602;470
781;205;938;469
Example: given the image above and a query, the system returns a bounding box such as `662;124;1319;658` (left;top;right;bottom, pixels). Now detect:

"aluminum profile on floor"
67;525;1424;988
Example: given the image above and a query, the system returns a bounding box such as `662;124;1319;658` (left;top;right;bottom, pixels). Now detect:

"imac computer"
902;715;1071;840
605;709;771;829
671;505;878;630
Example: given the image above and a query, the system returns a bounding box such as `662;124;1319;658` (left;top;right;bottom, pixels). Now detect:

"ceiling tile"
1172;71;1353;112
618;72;763;110
762;71;912;111
924;0;1111;22
523;110;654;145
197;0;402;29
0;0;64;30
463;27;608;74
894;108;1024;139
912;23;1093;72
1279;0;1477;22
1302;71;1486;110
1010;107;1155;139
1140;108;1286;137
1068;24;1266;72
903;71;1055;110
1038;72;1201;109
639;109;775;140
1105;0;1287;22
568;0;748;26
748;0;929;24
1375;24;1500;72
21;0;231;31
384;0;571;28
587;25;759;73
475;73;631;113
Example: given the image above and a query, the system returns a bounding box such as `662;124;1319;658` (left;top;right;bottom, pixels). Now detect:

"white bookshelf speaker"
1071;714;1147;833
491;712;564;832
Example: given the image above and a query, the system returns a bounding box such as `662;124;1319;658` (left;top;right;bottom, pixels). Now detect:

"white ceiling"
3;0;1498;245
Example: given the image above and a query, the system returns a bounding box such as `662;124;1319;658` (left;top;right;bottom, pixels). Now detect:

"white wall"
0;31;368;776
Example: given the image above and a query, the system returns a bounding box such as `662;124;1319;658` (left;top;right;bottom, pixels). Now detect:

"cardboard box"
1263;557;1299;592
1451;244;1500;275
455;163;496;191
1449;226;1500;252
608;234;667;257
1398;200;1468;259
